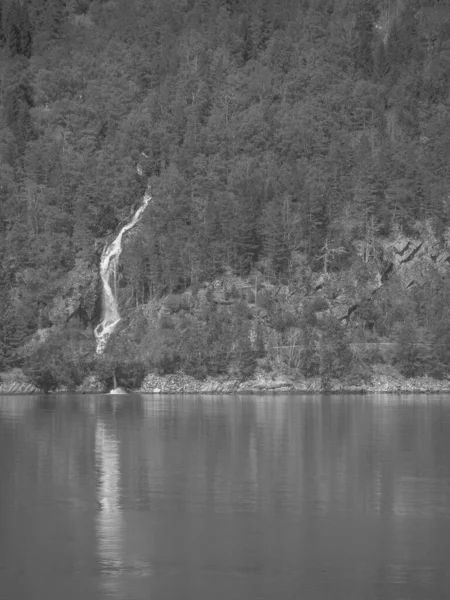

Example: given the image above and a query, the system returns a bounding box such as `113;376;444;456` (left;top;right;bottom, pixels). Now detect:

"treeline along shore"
2;1;450;394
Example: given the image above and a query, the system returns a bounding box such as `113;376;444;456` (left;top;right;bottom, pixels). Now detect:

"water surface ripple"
1;393;450;599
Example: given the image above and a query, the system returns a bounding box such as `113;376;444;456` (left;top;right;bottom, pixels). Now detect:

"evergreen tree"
0;0;5;48
353;4;376;77
2;0;450;387
3;1;32;57
261;197;290;278
394;320;433;378
373;40;390;81
3;74;34;154
42;0;66;43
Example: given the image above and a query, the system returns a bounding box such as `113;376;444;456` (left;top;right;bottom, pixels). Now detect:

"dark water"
1;394;450;600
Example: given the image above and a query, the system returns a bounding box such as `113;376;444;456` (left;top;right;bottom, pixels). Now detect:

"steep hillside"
1;0;450;389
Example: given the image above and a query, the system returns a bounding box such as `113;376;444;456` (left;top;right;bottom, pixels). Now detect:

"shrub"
311;297;329;312
430;329;450;379
393;322;432;378
271;310;298;332
240;287;255;303
255;288;272;310
164;294;183;313
298;325;320;377
159;313;175;329
23;327;93;392
229;284;240;299
184;364;208;380
318;317;353;379
116;359;147;389
233;300;251;320
93;354;117;390
254;322;266;358
236;336;257;379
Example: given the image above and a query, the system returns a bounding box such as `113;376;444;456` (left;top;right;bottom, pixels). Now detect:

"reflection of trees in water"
0;396;35;419
98;396;450;523
119;395;450;522
3;392;450;590
193;396;450;521
3;393;450;523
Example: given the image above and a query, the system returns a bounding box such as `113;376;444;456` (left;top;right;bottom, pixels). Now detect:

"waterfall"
94;186;151;353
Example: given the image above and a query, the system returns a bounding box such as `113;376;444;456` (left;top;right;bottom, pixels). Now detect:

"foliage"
298;324;321;377
318;317;353;381
393;321;433;378
94;353;147;390
22;321;94;391
2;0;450;386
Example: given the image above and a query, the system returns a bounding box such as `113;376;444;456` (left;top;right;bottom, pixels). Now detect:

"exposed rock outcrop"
48;258;99;326
0;382;40;394
382;224;450;289
0;369;41;394
3;367;450;395
140;372;301;394
137;368;450;395
337;223;450;322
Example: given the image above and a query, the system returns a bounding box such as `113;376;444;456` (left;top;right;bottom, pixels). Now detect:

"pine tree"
0;0;5;48
319;316;353;380
373;39;390;79
3;76;34;154
394;321;432;378
352;0;378;77
3;1;32;57
43;0;66;43
261;198;290;278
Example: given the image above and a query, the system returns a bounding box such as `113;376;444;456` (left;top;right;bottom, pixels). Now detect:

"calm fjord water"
1;393;450;600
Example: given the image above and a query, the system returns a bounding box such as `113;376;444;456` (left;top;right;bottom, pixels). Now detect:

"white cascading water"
94;185;151;353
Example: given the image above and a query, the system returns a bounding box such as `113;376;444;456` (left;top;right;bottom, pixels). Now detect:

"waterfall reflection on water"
95;420;125;597
1;394;450;599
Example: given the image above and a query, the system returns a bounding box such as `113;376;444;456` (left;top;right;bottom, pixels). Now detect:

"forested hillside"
2;0;450;390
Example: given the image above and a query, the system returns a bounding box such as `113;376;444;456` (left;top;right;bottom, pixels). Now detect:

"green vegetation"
2;0;450;389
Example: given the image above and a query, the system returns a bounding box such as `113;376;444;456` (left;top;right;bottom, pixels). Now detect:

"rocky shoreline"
137;370;450;395
2;366;450;395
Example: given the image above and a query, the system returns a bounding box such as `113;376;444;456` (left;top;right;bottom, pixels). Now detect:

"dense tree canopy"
1;0;450;382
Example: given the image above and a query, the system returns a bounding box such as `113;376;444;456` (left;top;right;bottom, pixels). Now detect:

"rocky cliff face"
381;224;450;288
335;223;450;322
48;258;99;326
